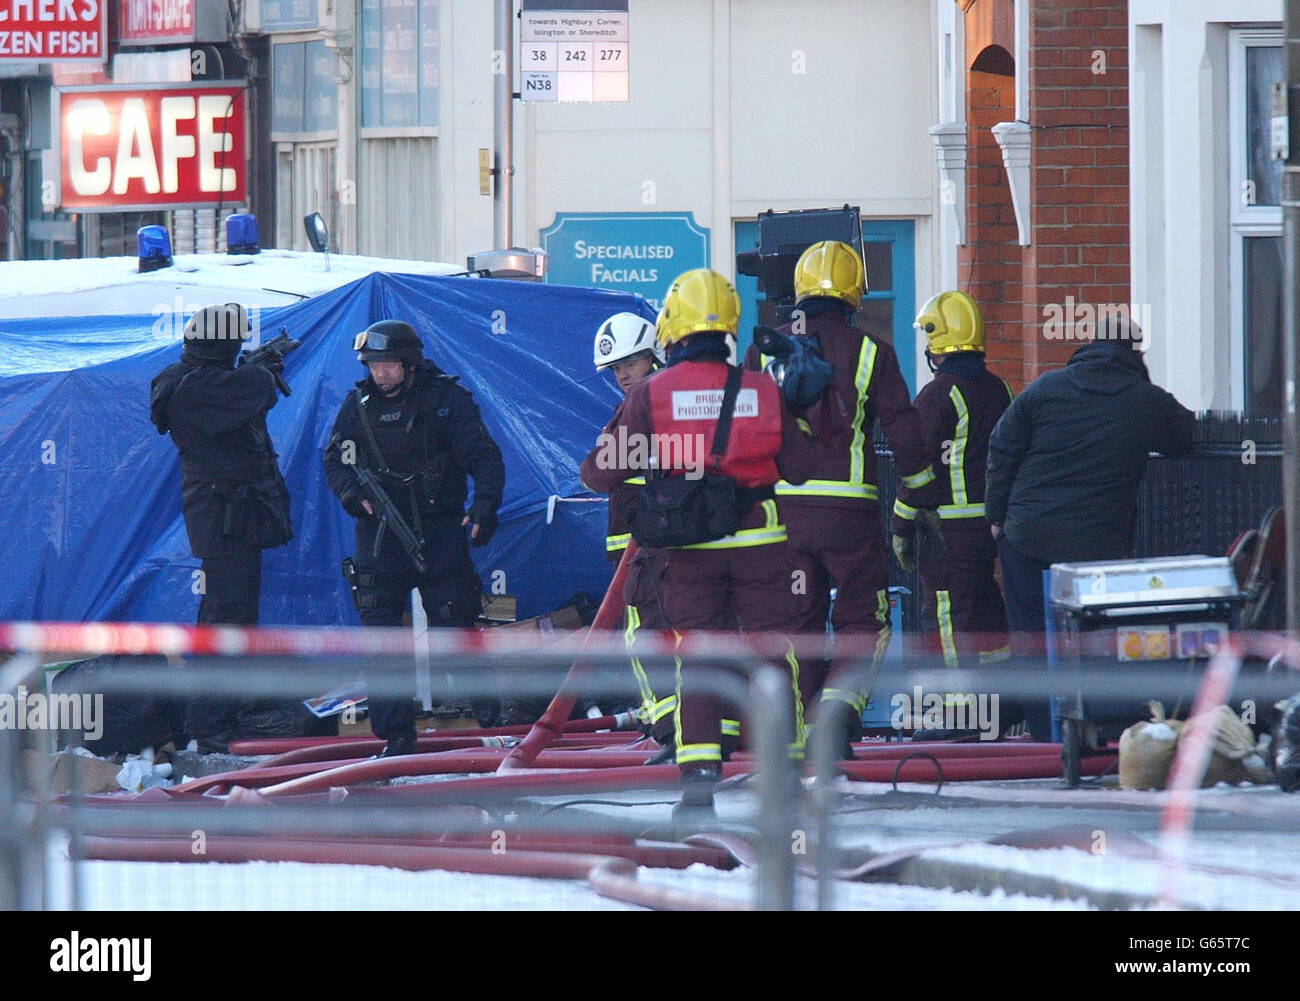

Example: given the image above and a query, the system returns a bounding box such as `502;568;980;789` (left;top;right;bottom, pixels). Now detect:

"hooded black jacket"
150;359;293;559
985;341;1194;564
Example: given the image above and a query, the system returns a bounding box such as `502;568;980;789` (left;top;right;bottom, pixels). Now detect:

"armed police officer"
323;319;505;757
149;303;294;753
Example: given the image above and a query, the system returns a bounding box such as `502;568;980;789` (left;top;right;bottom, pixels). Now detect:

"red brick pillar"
1023;0;1131;383
959;0;1131;391
961;63;1026;384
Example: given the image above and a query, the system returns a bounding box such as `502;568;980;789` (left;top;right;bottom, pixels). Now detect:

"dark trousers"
995;536;1053;741
918;525;1009;667
354;515;481;741
188;548;262;739
620;547;679;741
658;539;803;769
785;503;890;715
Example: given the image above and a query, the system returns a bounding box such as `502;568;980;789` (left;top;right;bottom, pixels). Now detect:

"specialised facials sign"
59;85;247;211
0;0;106;60
540;212;710;311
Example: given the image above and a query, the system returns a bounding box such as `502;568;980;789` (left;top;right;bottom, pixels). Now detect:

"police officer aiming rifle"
324;319;505;757
149;303;295;753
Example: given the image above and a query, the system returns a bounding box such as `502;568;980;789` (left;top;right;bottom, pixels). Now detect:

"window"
732;218;917;392
271;40;339;137
360;0;440;129
1229;29;1283;417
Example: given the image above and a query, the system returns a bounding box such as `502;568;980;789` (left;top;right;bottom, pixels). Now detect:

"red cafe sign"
59;84;247;211
0;0;107;61
119;0;193;45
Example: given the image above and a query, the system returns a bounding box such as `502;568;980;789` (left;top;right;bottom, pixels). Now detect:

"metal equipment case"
1046;555;1242;786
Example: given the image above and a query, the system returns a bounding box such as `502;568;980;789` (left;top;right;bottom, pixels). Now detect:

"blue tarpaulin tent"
0;272;654;624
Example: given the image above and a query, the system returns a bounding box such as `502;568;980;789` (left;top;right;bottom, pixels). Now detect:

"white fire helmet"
592;312;664;370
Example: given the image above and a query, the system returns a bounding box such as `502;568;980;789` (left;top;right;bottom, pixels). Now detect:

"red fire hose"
77;835;746;911
78;833;731;872
839;752;1114;783
498;543;637;772
228;713;639;757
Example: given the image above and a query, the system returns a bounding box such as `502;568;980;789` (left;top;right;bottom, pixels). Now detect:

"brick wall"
960;65;1025;381
1025;0;1130;381
959;0;1131;390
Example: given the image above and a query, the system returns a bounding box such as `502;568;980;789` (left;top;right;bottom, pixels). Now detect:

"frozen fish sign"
540;212;710;312
0;0;107;60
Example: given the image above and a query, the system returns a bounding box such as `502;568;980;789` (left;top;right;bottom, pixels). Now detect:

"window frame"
359;0;441;132
269;35;340;143
1227;26;1283;414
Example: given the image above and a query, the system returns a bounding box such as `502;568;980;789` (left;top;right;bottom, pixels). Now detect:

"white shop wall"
1130;0;1285;415
437;0;938;381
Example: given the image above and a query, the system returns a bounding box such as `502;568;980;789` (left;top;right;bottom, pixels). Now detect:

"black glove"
339;485;369;520
915;508;946;561
465;499;498;547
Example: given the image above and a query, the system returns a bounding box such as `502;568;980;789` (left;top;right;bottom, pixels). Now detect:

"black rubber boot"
378;730;419;758
821;701;861;761
193;731;232;755
645;743;676;766
672;763;721;822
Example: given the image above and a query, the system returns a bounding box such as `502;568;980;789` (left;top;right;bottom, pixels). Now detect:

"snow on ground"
66;859;642;912
0;250;462;319
41;779;1300;910
56;857;1094;912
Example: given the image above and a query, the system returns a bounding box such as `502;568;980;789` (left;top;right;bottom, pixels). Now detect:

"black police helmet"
181;303;251;366
355;319;424;368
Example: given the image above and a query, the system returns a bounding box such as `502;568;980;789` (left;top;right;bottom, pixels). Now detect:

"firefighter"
581;269;817;818
323;320;505;756
744;241;941;757
891;292;1012;729
585;311;678;749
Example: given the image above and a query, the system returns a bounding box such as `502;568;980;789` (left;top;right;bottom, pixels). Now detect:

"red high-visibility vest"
646;361;782;488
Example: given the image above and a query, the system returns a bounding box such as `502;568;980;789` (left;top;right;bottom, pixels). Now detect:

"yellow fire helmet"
655;268;741;348
915;290;985;355
793;240;866;309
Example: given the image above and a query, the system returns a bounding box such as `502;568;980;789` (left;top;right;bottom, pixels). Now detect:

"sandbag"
1200;704;1272;786
1118;711;1180;790
1119;703;1272;790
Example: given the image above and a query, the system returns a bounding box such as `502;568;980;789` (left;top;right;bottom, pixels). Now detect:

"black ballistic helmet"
181;303;251;366
355;319;424;367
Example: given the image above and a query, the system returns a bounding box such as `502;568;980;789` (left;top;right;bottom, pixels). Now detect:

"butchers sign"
0;0;107;60
59;84;247;211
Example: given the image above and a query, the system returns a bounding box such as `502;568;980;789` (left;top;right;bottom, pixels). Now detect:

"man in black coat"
149;303;294;751
323;319;505;756
985;318;1194;739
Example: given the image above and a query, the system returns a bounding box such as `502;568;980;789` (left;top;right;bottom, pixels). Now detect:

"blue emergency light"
136;225;173;273
226;213;261;255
